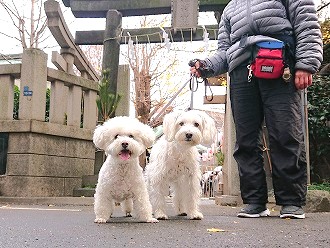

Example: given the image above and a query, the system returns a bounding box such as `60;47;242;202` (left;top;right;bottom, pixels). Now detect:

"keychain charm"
282;67;292;82
247;64;253;82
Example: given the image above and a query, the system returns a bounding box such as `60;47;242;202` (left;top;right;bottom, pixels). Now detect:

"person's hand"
295;70;313;90
189;59;202;78
189;59;214;78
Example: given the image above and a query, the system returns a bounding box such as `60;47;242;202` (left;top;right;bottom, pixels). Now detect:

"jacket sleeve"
288;0;323;73
204;13;230;76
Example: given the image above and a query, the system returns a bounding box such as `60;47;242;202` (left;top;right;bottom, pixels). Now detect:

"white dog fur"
93;116;158;223
145;110;217;220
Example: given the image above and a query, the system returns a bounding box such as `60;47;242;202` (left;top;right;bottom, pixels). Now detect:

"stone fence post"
19;49;47;121
0;75;14;120
215;78;242;206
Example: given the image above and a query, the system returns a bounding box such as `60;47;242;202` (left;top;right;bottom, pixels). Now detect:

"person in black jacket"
190;0;323;219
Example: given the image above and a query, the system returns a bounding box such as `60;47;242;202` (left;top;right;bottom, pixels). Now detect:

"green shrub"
308;75;330;182
96;69;121;121
308;182;330;192
13;87;51;121
215;150;224;166
13;85;19;119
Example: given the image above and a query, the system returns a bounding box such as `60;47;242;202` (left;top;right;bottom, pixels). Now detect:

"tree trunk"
135;72;151;124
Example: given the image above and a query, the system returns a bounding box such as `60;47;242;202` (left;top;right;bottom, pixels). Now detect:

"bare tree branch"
1;2;22;30
0;31;22;42
30;0;35;47
317;1;330;12
1;0;48;49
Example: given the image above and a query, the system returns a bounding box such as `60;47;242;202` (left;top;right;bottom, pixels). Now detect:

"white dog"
93;116;158;223
145;110;216;220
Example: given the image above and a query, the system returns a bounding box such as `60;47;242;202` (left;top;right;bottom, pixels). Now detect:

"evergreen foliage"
308;75;330;182
96;69;122;121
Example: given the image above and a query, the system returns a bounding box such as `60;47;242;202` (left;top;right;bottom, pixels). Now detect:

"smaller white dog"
146;110;216;220
93;116;158;223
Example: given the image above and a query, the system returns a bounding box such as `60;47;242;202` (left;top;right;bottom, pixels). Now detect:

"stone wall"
0;48;98;197
0;121;95;197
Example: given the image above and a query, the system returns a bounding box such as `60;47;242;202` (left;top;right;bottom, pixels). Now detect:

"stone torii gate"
62;0;228;95
62;0;241;204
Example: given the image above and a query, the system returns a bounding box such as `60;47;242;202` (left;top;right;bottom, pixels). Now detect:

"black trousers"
229;65;307;206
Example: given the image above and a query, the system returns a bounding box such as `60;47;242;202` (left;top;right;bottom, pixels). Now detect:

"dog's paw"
146;217;159;223
177;212;187;216
154;209;168;220
126;212;132;217
94;218;107;224
189;211;203;220
154;214;168;220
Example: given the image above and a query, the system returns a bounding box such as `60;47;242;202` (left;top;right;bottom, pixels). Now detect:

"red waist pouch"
250;41;285;79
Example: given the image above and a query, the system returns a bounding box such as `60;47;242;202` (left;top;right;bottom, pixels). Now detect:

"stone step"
73;187;95;197
82;175;98;188
73;175;98;197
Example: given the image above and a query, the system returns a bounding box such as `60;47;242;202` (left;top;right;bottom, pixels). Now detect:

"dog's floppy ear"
163;111;181;142
138;122;156;148
199;111;217;145
93;124;108;150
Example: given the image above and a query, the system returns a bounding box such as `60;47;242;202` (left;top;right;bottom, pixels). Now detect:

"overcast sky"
0;0;328;55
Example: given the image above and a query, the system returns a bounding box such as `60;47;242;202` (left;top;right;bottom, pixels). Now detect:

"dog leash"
148;76;193;127
148;75;214;127
189;76;214;102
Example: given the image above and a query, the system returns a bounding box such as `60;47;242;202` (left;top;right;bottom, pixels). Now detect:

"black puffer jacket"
205;0;323;75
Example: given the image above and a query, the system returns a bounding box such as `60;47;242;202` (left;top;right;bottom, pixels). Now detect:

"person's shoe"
237;204;270;218
280;205;305;219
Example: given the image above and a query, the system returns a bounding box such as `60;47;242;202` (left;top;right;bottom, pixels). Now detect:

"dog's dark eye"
179;122;184;126
114;134;119;139
194;122;200;127
129;134;134;138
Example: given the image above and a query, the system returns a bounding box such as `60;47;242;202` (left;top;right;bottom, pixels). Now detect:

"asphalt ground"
0;198;329;248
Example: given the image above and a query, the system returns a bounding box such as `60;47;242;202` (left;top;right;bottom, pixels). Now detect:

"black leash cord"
189;76;203;92
204;78;214;102
189;76;214;101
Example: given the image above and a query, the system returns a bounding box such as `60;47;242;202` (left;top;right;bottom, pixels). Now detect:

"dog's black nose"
186;133;193;139
122;142;128;149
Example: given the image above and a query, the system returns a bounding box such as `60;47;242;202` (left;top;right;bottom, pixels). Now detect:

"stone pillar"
81;71;88;79
102;10;122;97
59;48;82;127
67;85;82;127
83;90;98;129
115;65;130;116
49;80;66;124
0;75;14;120
60;48;75;75
19;49;47;121
80;69;98;129
215;78;242;206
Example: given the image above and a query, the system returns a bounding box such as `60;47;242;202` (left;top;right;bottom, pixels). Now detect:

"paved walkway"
0;197;329;248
